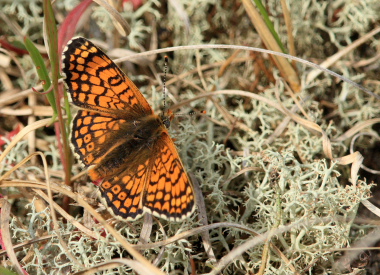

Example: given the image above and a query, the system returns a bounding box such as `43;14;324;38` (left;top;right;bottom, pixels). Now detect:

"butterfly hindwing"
144;132;195;221
98;159;150;221
71;110;126;169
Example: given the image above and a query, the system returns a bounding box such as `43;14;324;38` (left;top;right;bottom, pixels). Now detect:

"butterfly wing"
62;37;153;177
98;159;150;221
144;132;195;221
98;131;195;221
61;37;153;116
70;110;125;169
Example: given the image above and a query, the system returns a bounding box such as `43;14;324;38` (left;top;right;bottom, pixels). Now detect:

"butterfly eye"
164;119;170;128
161;115;171;128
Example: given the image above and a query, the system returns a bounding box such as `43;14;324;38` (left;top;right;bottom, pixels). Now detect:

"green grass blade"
253;0;287;53
23;36;57;118
0;266;19;275
43;0;72;185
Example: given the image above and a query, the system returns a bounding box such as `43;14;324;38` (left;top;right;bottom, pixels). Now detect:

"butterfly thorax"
133;115;167;142
131;109;173;142
88;114;168;180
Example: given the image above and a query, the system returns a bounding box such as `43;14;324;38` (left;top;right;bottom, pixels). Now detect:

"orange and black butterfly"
61;37;195;221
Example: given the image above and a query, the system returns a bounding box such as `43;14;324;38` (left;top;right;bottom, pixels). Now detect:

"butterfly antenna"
174;110;207;117
162;56;206;119
163;56;168;112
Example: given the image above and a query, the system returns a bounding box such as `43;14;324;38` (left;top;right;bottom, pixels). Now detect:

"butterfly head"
160;109;174;129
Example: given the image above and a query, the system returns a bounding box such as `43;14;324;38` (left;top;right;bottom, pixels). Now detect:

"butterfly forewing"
62;37;153;116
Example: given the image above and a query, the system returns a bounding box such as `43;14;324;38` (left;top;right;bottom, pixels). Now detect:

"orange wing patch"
62;37;153;115
144;133;195;221
98;161;150;221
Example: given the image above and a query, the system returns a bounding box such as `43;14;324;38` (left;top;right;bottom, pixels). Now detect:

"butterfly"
61;37;195;221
